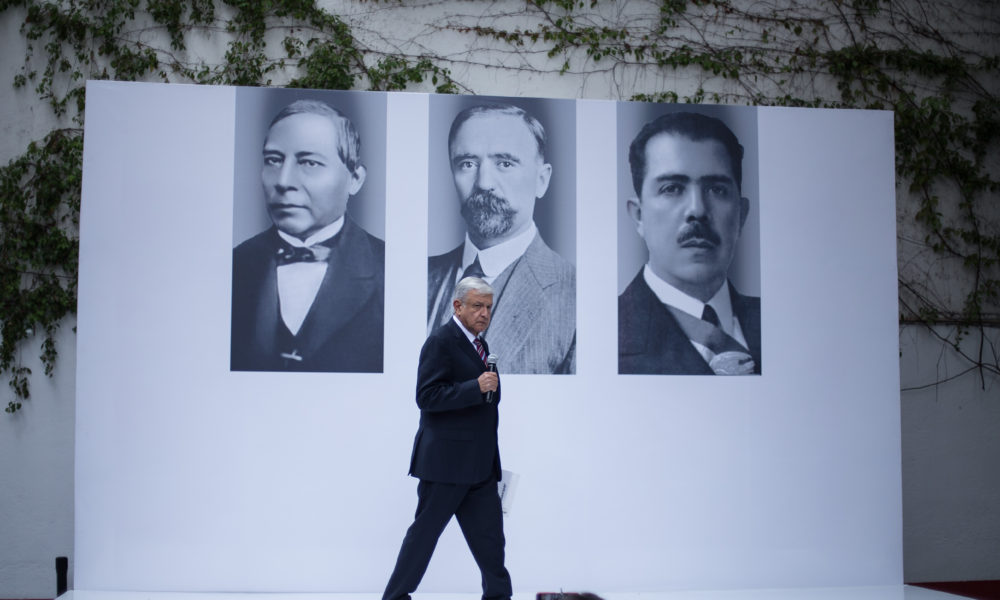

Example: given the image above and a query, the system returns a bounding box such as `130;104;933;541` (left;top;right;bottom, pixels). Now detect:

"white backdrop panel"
76;82;900;593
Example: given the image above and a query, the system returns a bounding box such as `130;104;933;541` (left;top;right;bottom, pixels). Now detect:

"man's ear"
349;165;367;196
626;197;644;238
535;162;553;198
739;196;749;230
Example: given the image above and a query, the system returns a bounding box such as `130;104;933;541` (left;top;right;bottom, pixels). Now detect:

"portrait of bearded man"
426;100;577;375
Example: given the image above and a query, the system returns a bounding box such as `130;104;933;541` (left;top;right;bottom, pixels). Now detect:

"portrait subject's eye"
456;159;477;171
659;182;684;196
299;158;324;169
706;183;733;199
497;160;514;169
263;155;283;167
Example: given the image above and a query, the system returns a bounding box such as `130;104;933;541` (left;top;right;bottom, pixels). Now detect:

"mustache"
677;220;721;246
462;189;511;213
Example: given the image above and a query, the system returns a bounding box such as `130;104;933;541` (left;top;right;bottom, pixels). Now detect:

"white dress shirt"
458;222;538;286
275;217;344;335
452;314;482;347
642;264;749;363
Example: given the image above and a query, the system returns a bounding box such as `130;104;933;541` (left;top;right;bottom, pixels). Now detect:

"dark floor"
913;581;1000;600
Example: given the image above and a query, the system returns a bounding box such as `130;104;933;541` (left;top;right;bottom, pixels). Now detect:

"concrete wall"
900;325;1000;582
1;7;76;597
0;326;75;599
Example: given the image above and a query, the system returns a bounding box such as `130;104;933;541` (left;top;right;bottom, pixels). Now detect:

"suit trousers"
383;476;512;600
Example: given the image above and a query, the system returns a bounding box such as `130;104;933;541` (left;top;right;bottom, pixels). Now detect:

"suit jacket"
230;216;384;372
427;233;576;374
409;319;501;484
618;271;762;375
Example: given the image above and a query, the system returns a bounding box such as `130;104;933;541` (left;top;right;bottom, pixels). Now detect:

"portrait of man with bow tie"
231;96;385;372
618;108;762;376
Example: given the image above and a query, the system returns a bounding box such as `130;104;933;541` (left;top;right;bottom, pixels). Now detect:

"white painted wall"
0;1;998;598
70;85;901;593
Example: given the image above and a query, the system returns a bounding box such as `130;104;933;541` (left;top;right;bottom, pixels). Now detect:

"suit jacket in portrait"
409;320;501;484
618;271;762;375
427;233;576;374
230;216;384;372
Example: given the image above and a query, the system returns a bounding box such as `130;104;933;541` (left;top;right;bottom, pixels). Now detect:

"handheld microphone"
485;354;498;403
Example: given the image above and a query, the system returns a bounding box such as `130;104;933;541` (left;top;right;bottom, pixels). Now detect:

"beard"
460;190;516;241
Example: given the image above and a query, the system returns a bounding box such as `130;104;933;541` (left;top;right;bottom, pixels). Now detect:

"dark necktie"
701;304;721;328
462;256;485;280
473;338;487;364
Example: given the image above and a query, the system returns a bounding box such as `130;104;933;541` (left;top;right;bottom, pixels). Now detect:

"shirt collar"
462;222;538;280
276;216;345;248
452;314;481;344
642;264;735;335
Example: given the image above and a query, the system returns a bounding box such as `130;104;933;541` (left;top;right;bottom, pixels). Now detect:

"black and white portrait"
427;95;577;374
230;88;387;373
617;104;761;375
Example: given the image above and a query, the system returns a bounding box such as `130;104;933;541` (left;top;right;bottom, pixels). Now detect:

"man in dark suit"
231;99;384;372
383;277;512;600
619;112;761;375
427;103;575;374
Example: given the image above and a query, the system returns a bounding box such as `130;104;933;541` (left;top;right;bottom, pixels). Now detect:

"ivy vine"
1;0;997;412
436;0;1000;387
0;0;456;412
0;128;81;413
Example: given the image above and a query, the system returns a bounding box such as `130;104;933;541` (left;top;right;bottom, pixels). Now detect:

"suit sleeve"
415;332;485;413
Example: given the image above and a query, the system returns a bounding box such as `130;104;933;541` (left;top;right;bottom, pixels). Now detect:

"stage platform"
58;586;969;600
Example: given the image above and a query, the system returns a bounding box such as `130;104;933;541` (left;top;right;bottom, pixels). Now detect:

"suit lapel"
447;319;487;372
485;235;549;360
730;284;762;373
294;219;378;357
488;263;541;360
624;275;713;375
432;263;460;330
427;247;463;333
250;230;282;357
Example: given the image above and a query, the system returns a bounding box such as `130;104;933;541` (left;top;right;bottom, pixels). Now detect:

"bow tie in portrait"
276;243;332;264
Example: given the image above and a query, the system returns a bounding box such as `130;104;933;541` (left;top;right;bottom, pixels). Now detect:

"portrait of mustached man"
619;110;761;376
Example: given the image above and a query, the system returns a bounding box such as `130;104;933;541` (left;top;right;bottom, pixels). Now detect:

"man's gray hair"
449;103;547;162
453;277;494;304
267;99;363;172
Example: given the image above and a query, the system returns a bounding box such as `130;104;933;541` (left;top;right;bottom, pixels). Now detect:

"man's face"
453;290;493;335
627;132;749;302
450;113;552;248
261;113;365;240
